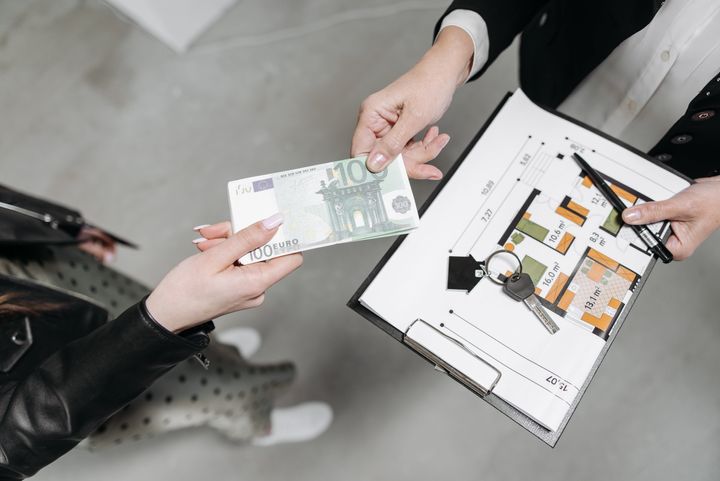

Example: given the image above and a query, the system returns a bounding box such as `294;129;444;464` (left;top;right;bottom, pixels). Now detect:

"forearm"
0;300;209;479
434;0;549;81
421;26;476;88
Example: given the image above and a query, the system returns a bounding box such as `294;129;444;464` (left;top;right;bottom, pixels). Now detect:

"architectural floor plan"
497;162;652;339
357;90;691;435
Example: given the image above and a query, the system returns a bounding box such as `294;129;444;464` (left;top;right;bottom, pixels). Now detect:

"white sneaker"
215;327;262;358
252;402;333;447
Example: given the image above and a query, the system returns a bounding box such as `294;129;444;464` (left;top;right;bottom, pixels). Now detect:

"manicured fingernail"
622;209;641;223
193;224;210;232
429;173;443;181
367;153;387;171
262;213;284;230
192;237;207;244
440;136;451;148
103;252;115;264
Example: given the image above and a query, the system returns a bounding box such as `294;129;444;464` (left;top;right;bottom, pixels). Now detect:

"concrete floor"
2;1;719;480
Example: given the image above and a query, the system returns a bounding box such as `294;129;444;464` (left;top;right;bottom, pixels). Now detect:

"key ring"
484;249;523;285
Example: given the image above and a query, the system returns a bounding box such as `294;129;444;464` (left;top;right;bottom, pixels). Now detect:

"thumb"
204;214;283;268
622;197;686;225
366;111;426;173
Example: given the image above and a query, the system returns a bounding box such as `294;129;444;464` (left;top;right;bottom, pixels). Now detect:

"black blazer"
436;0;720;179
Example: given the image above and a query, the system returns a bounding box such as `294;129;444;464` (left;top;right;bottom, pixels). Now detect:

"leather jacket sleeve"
0;300;210;480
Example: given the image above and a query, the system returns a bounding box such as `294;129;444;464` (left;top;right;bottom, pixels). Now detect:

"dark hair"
0;290;66;316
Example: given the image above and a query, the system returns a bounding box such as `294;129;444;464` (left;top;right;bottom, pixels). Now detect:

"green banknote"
228;155;419;263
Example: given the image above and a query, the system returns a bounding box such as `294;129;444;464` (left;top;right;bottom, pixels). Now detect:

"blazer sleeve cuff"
436;9;490;82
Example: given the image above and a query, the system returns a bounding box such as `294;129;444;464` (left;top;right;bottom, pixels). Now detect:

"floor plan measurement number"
480;209;493;223
548;223;565;244
589;231;607;247
546;376;569;392
541;262;561;288
590;192;608;208
584;287;602;311
481;180;494;196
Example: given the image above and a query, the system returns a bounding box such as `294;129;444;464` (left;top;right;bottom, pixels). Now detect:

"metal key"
502;272;560;334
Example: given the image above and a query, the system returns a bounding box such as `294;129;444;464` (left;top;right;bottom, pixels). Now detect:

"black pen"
572;153;673;264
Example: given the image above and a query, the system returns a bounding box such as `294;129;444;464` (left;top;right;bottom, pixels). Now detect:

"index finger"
351;125;376;158
622;197;689;225
197;221;232;240
351;105;393;158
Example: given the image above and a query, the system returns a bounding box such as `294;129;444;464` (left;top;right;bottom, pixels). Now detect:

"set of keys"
497;271;560;334
481;250;560;335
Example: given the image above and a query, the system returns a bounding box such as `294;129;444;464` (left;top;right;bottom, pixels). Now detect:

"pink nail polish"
262;213;284;230
368;153;387;171
192;237;207;244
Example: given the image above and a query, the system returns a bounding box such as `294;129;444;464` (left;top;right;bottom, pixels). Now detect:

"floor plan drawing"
357;90;692;435
498;167;649;338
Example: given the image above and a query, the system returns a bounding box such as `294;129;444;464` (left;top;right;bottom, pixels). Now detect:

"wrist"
428;26;475;87
145;291;186;333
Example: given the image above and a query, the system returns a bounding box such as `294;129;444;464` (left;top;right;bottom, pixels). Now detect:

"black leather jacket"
0;186;211;480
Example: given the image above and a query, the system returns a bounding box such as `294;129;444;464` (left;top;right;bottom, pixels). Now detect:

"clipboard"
348;91;693;447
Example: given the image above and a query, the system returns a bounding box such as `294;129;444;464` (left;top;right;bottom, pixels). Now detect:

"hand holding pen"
573;153;720;262
622;176;720;261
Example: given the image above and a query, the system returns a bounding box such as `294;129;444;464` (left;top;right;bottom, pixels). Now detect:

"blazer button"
655;153;672;162
691;110;715;121
670;134;693;144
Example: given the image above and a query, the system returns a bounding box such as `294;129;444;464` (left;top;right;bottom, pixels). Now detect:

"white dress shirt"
439;0;720;151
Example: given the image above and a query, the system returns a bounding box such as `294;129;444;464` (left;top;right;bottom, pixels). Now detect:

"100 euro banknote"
228;155;419;263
